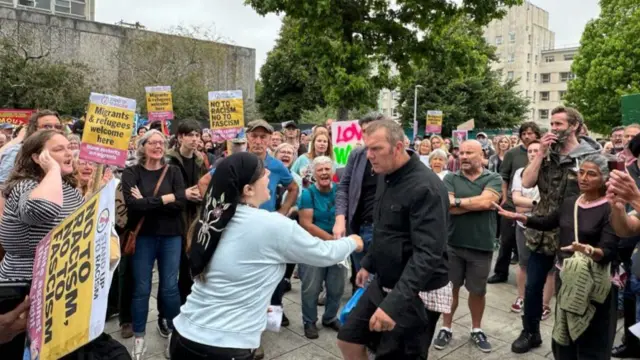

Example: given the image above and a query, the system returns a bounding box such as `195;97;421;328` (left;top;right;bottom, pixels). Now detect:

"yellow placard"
209;98;244;130
39;199;99;359
146;91;173;113
82;103;134;151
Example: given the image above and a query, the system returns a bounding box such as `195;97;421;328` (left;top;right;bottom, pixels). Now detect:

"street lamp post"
413;85;424;141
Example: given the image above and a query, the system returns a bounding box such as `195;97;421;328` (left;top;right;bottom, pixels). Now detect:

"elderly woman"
274;142;302;195
291;131;334;187
496;154;619;360
171;152;363;359
298;156;345;339
67;133;81;151
428;149;449;180
121;129;186;359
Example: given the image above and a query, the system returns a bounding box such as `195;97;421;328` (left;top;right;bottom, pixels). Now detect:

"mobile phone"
607;160;625;172
0;280;30;314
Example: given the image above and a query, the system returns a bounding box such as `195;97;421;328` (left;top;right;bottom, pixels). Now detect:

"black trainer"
283;278;292;293
322;319;341;332
511;330;542;354
487;273;508;284
433;329;452;350
281;312;290;327
304;323;319;339
612;343;640;358
156;318;170;338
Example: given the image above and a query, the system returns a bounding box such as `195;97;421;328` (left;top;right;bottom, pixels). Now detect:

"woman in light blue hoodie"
170;152;363;360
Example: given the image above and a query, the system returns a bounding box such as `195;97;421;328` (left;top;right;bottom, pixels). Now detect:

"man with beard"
611;126;626;154
616;124;640;168
488;122;541;284
512;106;601;354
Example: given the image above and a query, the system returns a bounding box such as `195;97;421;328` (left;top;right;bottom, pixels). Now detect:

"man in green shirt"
433;140;502;354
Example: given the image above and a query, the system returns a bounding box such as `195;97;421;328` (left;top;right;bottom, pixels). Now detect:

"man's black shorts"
337;283;440;359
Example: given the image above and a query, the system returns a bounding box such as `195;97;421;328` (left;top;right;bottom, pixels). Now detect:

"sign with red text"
331;120;362;168
145;86;174;122
80;93;136;168
0;109;33;125
208;90;244;142
27;181;116;360
426;110;443;134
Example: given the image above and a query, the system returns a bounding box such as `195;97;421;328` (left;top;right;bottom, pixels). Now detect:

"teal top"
299;184;337;234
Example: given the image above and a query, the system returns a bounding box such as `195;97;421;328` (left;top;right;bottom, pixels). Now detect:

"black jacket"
360;154;450;322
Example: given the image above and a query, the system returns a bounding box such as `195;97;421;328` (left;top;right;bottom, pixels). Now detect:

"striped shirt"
0;179;84;280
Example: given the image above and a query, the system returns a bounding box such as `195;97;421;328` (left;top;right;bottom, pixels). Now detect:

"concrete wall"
0;7;256;102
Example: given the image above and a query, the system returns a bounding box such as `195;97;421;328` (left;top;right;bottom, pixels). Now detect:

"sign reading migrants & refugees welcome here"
145;86;174;122
331;120;362;168
27;181;117;360
80;93;136;168
208;90;244;142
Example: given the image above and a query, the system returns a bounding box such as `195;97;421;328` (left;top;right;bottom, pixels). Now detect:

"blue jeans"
523;251;555;334
351;224;373;273
131;235;182;336
299;264;346;324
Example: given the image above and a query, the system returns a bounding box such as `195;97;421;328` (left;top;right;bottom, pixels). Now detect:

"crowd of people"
1;106;640;360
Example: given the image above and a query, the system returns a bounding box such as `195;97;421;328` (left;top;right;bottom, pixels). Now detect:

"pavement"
105;255;632;360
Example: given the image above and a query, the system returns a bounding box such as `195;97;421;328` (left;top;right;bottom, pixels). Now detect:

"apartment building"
378;89;400;120
0;0;95;20
483;1;576;128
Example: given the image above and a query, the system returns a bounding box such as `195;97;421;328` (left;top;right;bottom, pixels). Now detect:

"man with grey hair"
337;119;450;360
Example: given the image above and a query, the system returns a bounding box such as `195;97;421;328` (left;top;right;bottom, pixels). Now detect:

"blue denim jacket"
0;143;21;184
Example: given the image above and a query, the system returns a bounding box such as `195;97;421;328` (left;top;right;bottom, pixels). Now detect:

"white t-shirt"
511;167;540;228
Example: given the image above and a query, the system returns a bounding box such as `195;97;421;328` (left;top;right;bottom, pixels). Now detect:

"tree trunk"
337;107;349;121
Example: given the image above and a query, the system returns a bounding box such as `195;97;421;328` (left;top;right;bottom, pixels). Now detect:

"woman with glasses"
121;129;187;360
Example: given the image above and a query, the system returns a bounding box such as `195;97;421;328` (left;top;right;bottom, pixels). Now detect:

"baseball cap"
282;120;298;129
0;123;14;130
231;137;247;144
476;132;488;139
246;120;274;134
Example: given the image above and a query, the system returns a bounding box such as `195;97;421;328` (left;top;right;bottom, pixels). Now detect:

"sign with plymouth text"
145;86;174;122
208;90;244;142
426;110;443;134
331;120;362;168
27;181;116;360
0;109;33;125
80;93;136;167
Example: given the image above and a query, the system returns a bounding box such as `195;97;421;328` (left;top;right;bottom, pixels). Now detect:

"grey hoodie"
568;135;602;159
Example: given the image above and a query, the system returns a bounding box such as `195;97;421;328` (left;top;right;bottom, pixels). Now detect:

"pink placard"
79;143;128;167
426;124;442;134
211;128;243;142
27;232;52;356
148;111;174;121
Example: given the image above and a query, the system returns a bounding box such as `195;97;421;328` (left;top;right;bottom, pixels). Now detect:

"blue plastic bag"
339;287;366;325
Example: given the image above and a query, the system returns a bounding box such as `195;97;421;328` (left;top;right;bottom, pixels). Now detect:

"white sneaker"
132;337;147;360
165;332;172;359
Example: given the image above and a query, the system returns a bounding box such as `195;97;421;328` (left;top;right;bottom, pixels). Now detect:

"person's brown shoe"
120;323;133;339
254;345;264;360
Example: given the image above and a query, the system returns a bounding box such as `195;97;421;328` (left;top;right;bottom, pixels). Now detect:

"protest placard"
332;120;362;168
426;110;443;134
0;109;33;125
80;93;136;168
208;90;244;142
27;180;117;360
452;130;468;147
145;86;174;122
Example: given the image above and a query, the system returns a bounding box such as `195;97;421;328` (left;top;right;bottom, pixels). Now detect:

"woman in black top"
121;130;186;360
496;154;618;360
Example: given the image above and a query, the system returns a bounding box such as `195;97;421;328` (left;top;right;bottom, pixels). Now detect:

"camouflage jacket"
525;137;601;256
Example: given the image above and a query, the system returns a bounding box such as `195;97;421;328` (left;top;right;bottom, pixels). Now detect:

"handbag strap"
133;165;170;233
573;194;583;244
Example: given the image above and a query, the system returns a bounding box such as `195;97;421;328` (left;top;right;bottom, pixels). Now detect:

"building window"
528;34;532;44
541;73;551;83
539;109;549;120
18;0;51;10
507;71;515;80
540;91;550;101
535;55;539;63
391;91;399;100
527;53;531;63
545;55;555;63
496;36;503;45
559;91;567;100
564;54;575;61
0;0;12;3
508;53;515;63
534;73;537;83
509;32;516;43
560;72;575;82
533;91;537;101
52;0;86;16
526;72;530;82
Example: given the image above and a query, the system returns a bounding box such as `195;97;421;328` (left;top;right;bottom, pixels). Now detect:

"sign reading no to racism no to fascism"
208;90;244;142
80;93;136;168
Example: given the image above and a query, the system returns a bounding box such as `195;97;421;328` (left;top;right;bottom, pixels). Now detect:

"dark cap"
282;120;298;129
246;120;274;134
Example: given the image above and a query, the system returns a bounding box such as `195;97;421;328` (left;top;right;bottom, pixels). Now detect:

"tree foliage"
257;18;326;123
247;0;521;119
0;26;93;115
565;0;640;134
396;16;529;136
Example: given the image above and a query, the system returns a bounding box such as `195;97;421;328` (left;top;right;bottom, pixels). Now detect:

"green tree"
396;16;528;135
0;29;93;115
257;18;326;123
565;0;640;134
247;0;521;119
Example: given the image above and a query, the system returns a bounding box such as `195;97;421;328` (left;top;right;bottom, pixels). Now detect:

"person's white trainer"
132;337;147;360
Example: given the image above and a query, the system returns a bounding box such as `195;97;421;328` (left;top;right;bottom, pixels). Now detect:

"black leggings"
284;263;295;280
170;330;254;360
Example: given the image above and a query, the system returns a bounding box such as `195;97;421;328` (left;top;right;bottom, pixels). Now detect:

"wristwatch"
455;198;462;208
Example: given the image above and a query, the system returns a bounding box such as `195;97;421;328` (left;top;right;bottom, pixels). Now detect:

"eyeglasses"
39;124;63;130
145;140;165;147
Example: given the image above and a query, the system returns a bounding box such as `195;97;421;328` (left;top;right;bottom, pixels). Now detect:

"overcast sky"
95;0;600;77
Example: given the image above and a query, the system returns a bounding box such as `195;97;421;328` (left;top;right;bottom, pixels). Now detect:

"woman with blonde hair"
488;135;511;173
418;138;432;166
291;131;334;186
